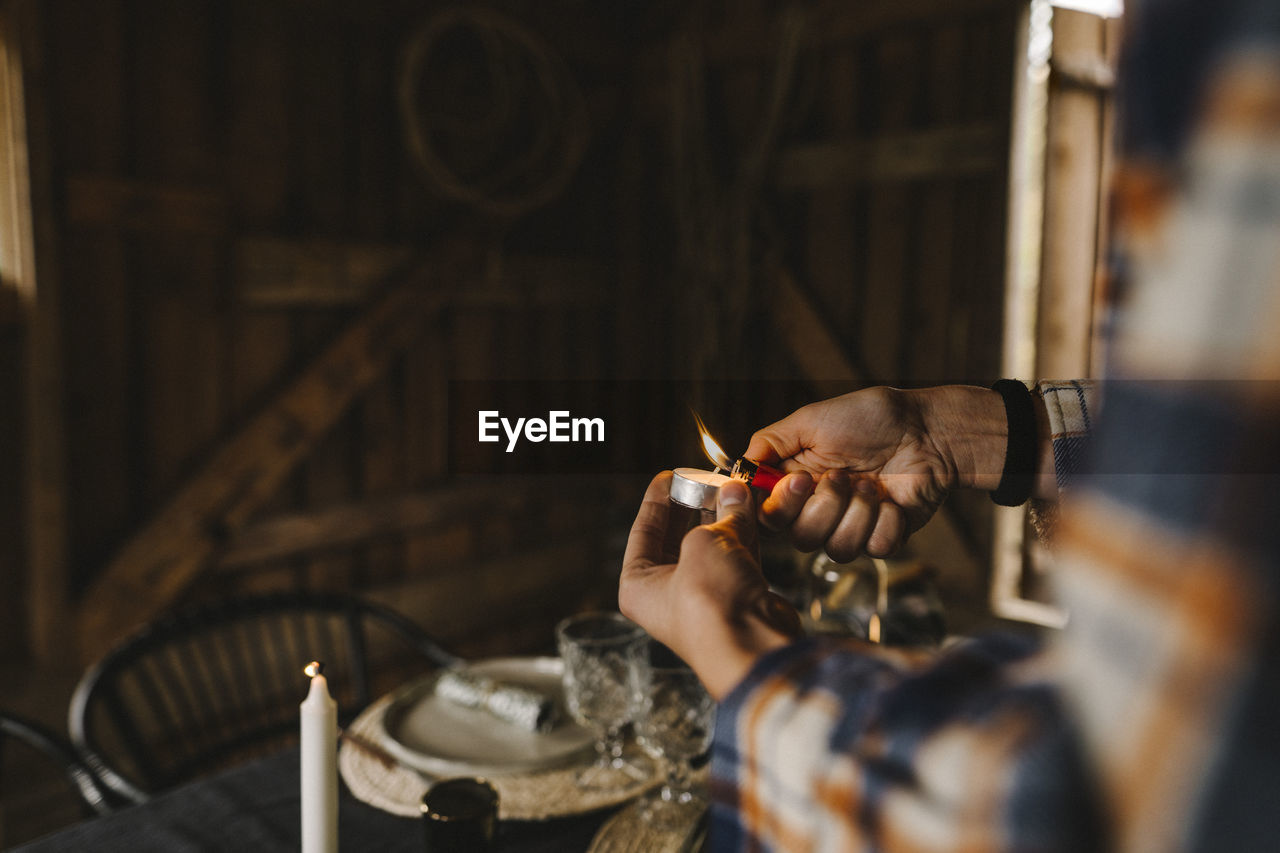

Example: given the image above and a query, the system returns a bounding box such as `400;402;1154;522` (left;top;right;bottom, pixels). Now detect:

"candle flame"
304;661;325;678
868;613;882;644
692;411;733;470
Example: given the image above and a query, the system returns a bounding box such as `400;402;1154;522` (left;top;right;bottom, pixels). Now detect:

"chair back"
69;591;458;803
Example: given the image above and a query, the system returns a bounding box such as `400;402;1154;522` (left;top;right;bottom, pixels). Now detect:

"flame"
692;411;732;469
304;661;325;678
868;613;882;644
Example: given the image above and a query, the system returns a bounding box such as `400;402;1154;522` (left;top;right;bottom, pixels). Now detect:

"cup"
555;611;653;790
421;777;498;852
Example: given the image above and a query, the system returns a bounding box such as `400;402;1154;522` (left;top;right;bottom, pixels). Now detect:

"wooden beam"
772;268;862;399
649;0;1020;68
771;268;984;577
775;123;1003;189
235;238;609;307
77;242;478;658
3;0;72;663
1037;9;1108;380
64;174;228;234
234;237;413;306
217;478;617;569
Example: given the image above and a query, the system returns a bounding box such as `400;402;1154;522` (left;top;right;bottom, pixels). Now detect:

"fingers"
825;478;880;562
790;472;856;553
867;502;906;557
769;472;906;561
759;471;816;531
622;471;675;574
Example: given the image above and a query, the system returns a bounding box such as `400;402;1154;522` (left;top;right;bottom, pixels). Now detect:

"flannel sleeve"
1034;379;1097;492
708;635;1106;852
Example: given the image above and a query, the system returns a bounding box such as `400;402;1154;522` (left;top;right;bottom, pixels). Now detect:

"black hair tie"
990;379;1038;507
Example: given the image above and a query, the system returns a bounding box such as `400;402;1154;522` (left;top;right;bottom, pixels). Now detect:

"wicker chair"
0;711;115;831
69;591;459;804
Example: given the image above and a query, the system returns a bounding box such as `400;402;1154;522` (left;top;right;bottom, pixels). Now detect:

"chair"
0;711;115;842
69;591;459;804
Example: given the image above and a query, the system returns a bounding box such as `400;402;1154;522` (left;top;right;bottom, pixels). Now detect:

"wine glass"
555;612;653;790
632;641;715;828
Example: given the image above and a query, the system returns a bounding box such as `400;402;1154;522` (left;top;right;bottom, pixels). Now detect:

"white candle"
301;661;338;853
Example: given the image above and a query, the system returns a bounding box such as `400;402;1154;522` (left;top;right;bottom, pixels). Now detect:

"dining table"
11;747;616;852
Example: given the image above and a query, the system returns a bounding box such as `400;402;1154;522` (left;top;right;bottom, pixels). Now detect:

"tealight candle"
301;661;338;853
670;467;731;512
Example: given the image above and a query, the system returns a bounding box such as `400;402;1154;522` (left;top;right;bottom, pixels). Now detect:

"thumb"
714;480;757;547
745;406;812;465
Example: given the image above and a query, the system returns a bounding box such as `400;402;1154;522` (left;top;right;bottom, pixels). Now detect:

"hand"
746;385;1019;561
619;472;799;699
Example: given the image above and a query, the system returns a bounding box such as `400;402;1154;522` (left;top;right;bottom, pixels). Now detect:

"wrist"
916;385;1007;492
681;593;793;700
917;383;1058;500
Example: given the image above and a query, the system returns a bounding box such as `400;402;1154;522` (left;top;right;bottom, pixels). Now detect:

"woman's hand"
619;472;799;699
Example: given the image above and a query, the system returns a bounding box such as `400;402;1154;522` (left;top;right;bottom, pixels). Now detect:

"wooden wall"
1;0;1023;668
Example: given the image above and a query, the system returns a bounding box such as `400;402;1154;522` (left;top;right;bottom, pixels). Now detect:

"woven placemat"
339;692;661;821
586;800;708;853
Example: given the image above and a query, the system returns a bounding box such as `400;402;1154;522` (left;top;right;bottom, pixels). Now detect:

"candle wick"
305;660;326;678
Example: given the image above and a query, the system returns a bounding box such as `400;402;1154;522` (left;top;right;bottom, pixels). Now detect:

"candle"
301;661;338;853
670;467;731;511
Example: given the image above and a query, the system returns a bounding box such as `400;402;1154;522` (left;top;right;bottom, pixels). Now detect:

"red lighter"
692;412;785;492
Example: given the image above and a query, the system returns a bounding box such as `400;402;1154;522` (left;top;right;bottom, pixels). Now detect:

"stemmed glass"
556;612;653;790
632;641;715;828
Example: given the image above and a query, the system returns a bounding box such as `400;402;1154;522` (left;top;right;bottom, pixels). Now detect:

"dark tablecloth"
13;749;613;852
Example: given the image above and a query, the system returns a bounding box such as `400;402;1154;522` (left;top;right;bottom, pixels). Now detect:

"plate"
379;656;595;777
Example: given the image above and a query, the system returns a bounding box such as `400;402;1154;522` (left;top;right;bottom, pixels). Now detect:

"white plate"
379;657;595;777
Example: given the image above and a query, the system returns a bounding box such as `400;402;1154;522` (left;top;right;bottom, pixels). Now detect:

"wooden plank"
360;366;406;586
290;7;347;234
805;48;859;340
3;0;72;663
0;329;23;662
403;310;450;487
77;245;477;657
1090;15;1122;375
1037;8;1105;380
349;9;395;240
860;35;922;382
656;0;1020;68
44;2;136;610
776;123;1003;189
130;0;224;508
0;4;36;316
910;24;966;384
225;0;291;230
224;0;297;500
235;239;607;307
303;402;359;590
403;303;450;578
217;479;613;568
772;270;862;399
64;174;228;234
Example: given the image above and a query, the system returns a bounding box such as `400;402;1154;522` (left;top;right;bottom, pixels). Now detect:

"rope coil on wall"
398;8;590;219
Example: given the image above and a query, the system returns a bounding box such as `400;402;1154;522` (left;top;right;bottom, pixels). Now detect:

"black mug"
422;777;499;852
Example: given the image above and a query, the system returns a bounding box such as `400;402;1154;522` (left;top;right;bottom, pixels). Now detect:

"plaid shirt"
709;3;1280;850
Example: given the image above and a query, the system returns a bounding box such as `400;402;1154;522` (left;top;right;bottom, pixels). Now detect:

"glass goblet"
555;612;653;790
632;642;715;829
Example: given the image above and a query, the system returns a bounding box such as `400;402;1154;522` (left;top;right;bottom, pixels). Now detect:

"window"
993;0;1122;627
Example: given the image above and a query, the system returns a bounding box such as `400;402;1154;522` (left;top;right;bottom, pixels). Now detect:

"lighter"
669;414;787;512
